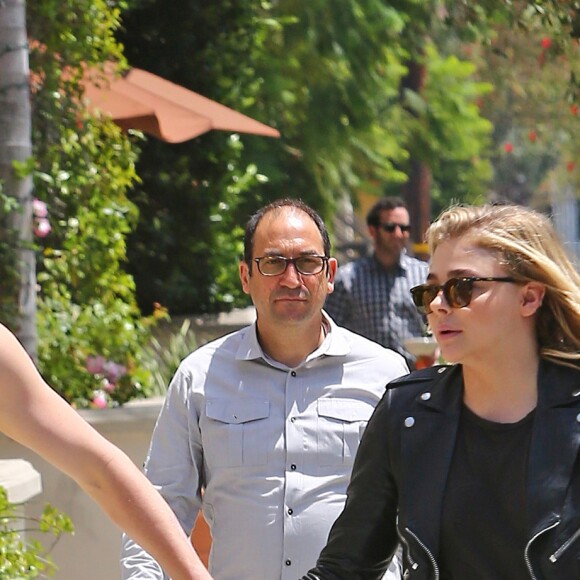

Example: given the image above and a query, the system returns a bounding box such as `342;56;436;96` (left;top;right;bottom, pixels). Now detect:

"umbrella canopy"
82;65;280;143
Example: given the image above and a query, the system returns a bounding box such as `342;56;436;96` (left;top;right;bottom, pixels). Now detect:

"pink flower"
86;355;106;374
103;360;127;383
32;198;48;218
102;379;116;393
92;391;108;409
34;218;51;238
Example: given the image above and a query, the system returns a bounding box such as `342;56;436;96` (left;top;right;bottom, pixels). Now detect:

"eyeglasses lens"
257;256;326;276
411;278;475;314
447;278;472;308
295;256;325;274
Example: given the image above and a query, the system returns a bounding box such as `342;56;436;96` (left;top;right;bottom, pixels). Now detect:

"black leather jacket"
302;360;580;580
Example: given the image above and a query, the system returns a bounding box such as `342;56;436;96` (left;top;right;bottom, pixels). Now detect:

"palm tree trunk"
0;0;37;359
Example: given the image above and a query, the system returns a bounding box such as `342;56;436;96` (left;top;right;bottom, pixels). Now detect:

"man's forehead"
255;208;323;249
258;207;313;232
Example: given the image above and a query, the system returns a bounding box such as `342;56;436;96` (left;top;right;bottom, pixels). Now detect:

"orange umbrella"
82;65;280;143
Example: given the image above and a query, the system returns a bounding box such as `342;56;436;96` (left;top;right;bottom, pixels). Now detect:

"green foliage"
118;1;277;315
144;318;198;395
33;114;159;407
23;2;159;407
0;487;74;579
0;184;23;328
403;42;494;212
247;0;411;200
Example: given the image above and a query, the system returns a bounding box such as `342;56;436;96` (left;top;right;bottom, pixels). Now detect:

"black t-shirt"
439;404;535;579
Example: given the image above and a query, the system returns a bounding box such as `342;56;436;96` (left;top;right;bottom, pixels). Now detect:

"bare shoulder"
0;324;42;384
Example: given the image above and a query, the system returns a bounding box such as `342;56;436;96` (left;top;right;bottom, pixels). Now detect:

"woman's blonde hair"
426;203;580;367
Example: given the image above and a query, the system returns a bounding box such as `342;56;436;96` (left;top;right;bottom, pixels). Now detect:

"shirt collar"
235;311;351;365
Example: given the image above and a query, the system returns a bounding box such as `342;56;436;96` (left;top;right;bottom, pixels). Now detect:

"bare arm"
0;324;211;580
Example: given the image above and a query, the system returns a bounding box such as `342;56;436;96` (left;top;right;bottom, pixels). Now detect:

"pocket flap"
317;398;375;422
206;398;270;424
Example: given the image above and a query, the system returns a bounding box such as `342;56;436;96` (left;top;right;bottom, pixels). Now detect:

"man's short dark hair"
243;198;331;273
366;196;408;227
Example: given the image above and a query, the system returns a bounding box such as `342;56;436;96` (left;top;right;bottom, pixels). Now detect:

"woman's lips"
435;327;461;341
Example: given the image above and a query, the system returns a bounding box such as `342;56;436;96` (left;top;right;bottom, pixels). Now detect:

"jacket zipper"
549;525;580;563
397;529;418;572
404;527;439;579
525;519;560;580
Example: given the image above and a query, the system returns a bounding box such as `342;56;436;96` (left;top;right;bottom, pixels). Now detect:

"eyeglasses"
410;276;517;314
254;255;329;276
379;222;411;233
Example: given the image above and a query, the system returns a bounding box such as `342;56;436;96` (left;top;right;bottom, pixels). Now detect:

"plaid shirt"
324;252;429;367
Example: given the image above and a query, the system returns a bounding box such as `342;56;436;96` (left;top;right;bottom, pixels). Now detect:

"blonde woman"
303;203;580;579
0;323;211;580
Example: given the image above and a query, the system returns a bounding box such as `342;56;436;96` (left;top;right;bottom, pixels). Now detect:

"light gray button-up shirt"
121;314;408;580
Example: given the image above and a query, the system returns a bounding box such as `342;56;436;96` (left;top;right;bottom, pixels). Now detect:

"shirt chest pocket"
317;398;375;466
204;398;270;467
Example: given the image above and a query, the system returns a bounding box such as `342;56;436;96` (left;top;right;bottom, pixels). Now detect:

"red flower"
528;130;537;143
504;142;514;154
541;37;552;50
570;104;578;116
566;161;575;173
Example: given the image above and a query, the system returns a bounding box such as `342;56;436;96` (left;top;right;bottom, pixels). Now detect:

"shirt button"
285;560;292;566
404;417;415;428
290;417;296;422
420;392;431;401
290;464;297;470
287;508;293;515
291;371;297;377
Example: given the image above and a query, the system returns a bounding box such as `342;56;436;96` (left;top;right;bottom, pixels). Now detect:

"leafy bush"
143;318;199;396
0;487;74;578
19;3;160;409
33;114;162;408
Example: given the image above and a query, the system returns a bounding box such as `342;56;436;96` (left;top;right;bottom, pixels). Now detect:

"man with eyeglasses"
121;198;407;580
324;196;430;369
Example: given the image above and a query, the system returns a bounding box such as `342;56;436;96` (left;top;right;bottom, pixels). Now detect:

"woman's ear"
520;281;545;317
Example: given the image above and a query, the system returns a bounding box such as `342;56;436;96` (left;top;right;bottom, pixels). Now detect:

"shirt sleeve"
120;366;204;579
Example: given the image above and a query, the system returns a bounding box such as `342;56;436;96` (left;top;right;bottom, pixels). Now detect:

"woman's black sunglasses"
410;276;517;314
